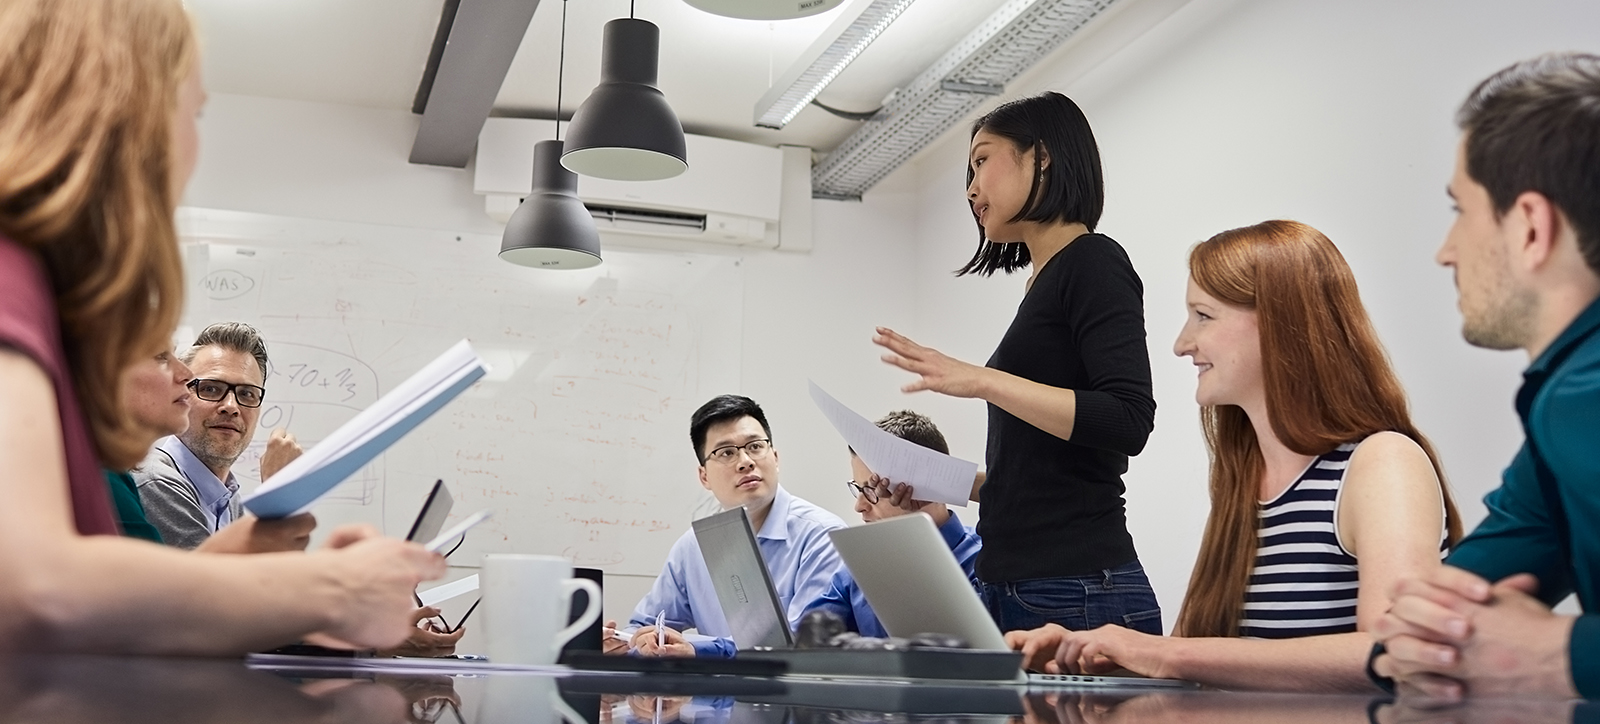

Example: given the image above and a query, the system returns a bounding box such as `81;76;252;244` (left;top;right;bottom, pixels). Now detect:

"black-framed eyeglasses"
703;438;772;466
845;480;889;504
187;378;266;408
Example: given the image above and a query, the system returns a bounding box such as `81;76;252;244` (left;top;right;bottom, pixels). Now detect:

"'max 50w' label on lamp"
560;18;687;182
684;0;845;21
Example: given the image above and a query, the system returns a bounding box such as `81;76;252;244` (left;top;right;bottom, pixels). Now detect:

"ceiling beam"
409;0;543;168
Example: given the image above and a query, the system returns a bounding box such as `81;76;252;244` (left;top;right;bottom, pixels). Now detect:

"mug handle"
551;690;587;724
551;578;602;652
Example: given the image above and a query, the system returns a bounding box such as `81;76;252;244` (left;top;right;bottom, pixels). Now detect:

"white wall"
185;93;922;631
901;0;1600;630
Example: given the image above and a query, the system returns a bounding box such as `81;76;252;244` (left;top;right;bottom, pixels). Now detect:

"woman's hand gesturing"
873;327;992;398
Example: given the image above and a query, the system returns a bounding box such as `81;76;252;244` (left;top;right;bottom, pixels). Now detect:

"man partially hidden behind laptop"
803;410;981;637
604;394;847;657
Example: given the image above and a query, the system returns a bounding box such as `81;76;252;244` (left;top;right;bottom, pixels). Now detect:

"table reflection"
0;655;1588;724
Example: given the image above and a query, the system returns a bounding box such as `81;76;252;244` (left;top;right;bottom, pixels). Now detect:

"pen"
652;610;665;724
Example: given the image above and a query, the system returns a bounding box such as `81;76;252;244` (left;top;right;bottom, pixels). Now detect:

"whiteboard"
177;208;741;576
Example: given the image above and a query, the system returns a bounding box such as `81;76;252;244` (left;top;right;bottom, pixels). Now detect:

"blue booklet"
242;339;488;519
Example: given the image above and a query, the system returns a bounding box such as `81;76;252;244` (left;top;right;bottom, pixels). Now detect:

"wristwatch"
1366;642;1397;694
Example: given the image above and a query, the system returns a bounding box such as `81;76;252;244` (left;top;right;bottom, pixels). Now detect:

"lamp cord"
631;0;636;18
556;0;567;140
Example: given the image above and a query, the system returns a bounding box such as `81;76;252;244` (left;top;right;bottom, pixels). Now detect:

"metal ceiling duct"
811;0;1117;200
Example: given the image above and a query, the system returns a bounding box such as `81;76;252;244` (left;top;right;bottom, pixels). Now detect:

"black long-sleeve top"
976;233;1156;582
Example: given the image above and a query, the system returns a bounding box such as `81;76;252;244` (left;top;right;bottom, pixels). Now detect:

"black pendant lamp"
500;0;602;270
500;140;601;269
560;9;687;182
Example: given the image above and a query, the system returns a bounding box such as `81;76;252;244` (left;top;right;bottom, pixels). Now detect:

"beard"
1460;276;1538;351
180;423;249;474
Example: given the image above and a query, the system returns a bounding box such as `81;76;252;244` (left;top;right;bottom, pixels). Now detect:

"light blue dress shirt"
628;486;846;656
157;435;239;531
803;511;982;638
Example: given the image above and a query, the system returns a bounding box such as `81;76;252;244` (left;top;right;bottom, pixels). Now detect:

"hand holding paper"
808;381;979;506
243;340;489;518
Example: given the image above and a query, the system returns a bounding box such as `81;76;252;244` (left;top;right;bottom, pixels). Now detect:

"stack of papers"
243;340;489;518
808;381;979;506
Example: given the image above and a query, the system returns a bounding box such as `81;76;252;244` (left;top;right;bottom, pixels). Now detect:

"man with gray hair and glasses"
1371;52;1600;701
134;322;305;550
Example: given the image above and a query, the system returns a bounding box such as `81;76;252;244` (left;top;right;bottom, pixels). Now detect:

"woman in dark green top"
105;469;162;543
111;343;194;542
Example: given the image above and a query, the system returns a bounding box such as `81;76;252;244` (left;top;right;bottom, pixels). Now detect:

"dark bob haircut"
958;91;1105;277
690;394;773;462
1458;52;1600;275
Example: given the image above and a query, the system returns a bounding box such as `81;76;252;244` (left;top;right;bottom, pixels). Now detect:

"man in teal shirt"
1373;52;1600;700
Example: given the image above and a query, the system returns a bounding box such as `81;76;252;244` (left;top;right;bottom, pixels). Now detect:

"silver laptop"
693;507;793;650
829;513;1198;689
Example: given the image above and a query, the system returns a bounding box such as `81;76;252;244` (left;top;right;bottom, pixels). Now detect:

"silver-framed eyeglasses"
845;480;889;504
187;378;266;408
703;438;772;466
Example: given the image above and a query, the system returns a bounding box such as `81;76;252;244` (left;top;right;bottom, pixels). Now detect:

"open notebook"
242;339;488;518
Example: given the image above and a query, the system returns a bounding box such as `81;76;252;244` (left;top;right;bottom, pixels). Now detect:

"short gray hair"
181;322;270;380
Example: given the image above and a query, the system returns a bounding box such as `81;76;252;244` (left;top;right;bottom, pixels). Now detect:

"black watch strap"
1366;642;1397;694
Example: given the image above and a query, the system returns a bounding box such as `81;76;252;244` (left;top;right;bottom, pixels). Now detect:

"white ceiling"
188;0;1012;153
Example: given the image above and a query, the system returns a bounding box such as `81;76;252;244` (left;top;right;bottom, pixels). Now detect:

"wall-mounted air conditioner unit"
475;118;812;251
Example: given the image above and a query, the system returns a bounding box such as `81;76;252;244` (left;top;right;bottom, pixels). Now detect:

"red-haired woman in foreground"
1008;220;1461;691
0;0;442;653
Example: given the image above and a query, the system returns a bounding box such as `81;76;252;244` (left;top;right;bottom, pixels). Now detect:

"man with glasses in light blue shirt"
604;394;846;658
134;322;303;549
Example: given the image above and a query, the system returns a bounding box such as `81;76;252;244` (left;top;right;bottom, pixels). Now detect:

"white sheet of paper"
807;380;978;506
418;574;480;608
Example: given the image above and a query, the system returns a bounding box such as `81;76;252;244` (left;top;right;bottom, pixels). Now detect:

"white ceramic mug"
482;554;602;665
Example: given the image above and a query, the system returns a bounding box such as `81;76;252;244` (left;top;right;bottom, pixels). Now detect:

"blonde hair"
0;0;196;468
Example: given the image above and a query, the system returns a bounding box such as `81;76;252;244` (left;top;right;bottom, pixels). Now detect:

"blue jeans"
980;560;1163;635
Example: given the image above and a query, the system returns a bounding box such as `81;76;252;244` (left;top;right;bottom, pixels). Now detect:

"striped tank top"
1238;442;1445;639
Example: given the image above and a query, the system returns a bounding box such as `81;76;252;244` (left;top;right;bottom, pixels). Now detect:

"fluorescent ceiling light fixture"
752;0;920;130
813;0;1120;199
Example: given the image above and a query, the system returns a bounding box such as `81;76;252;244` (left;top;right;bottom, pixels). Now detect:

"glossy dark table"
0;654;1590;724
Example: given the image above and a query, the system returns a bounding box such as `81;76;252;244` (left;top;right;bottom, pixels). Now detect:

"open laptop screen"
693;507;793;649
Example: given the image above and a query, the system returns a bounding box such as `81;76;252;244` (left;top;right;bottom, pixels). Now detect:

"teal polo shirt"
1447;295;1600;698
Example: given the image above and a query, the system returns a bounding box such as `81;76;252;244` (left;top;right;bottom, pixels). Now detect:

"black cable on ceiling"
811;99;882;122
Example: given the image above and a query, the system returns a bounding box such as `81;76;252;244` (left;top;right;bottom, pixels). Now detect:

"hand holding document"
243;340;490;518
808;380;979;506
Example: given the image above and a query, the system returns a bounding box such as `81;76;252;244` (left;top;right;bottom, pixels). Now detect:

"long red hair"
0;0;195;468
1173;220;1462;638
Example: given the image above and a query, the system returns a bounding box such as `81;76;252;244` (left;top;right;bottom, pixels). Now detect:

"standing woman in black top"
875;92;1161;634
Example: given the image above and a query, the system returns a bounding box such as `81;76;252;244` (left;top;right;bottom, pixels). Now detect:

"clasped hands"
1371;565;1576;701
